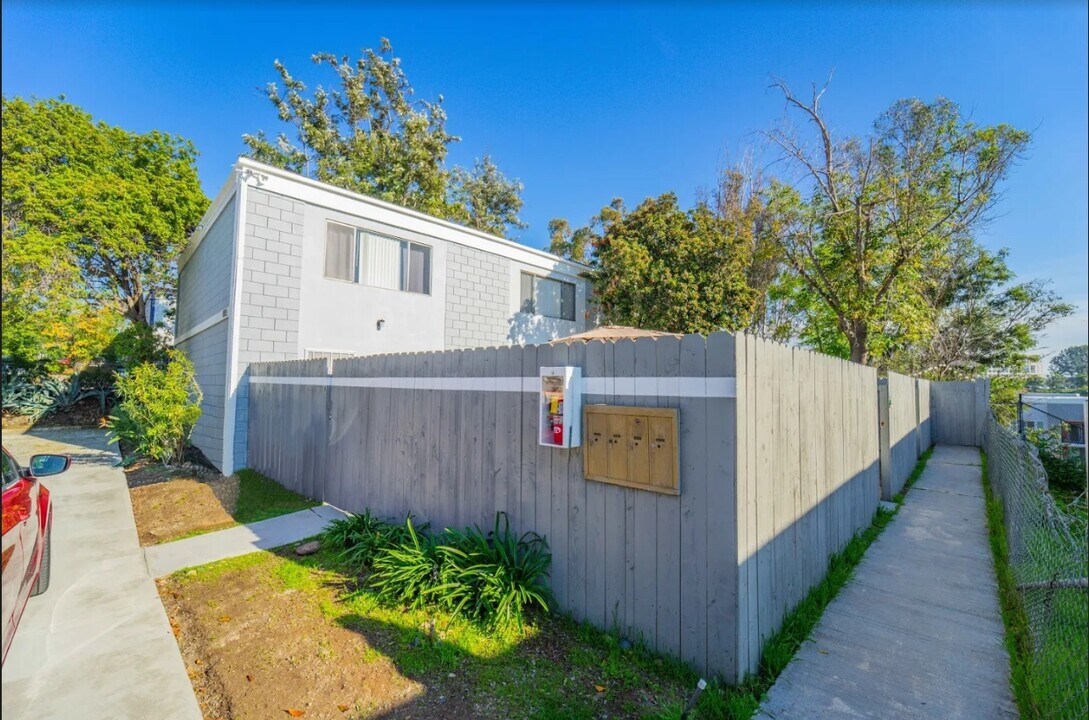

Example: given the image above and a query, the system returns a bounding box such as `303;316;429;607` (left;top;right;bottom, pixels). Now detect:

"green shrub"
369;517;443;610
433;512;551;628
1027;428;1087;493
107;350;201;463
327;509;431;571
327;510;552;629
103;322;170;370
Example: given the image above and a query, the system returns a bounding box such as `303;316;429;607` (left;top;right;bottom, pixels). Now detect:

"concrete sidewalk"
143;504;349;578
1;428;201;720
755;444;1017;720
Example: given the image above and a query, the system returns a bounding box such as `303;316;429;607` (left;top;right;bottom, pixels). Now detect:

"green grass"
150;469;319;545
232;468;320;524
982;449;1089;720
174;544;710;718
980;449;1037;718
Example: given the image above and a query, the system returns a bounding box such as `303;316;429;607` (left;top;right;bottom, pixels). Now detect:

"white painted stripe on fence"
250;376;330;386
249;374;736;398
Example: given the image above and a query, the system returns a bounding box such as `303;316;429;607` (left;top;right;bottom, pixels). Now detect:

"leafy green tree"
245;40;525;236
448;156;526;235
2;97;207;366
885;244;1068;378
569;193;757;334
547;218;595;264
707;167;789;337
1049;345;1088;392
767;82;1031;365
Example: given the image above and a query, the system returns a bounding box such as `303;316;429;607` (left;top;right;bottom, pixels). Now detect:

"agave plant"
82;386;116;415
50;376;87;413
2;367;35;412
4;376;65;420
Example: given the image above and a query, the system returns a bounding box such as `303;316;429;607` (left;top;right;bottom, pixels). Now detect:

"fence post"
878;378;892;500
975;378;991;446
914;378;923;458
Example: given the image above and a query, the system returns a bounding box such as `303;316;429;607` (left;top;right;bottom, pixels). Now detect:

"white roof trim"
232;156;590;274
179;170;239;270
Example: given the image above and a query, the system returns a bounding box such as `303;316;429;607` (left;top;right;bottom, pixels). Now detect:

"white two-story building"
175;157;592;474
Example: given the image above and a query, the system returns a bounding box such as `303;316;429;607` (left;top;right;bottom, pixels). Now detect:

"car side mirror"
29;454;71;477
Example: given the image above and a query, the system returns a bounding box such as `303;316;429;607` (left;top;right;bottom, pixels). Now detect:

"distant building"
1021;393;1088;459
988;360;1046;378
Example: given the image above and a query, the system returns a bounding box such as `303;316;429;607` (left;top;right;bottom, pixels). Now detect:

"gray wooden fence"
249;334;741;678
244;331;937;683
930;379;990;446
878;372;934;500
733;335;882;676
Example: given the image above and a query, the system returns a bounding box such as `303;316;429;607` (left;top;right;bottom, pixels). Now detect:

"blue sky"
4;1;1087;356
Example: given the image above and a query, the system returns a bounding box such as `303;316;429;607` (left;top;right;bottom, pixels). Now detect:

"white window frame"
323;220;359;284
323;221;431;295
521;272;576;321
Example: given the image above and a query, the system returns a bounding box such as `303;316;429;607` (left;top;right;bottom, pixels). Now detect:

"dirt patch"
160;554;424;720
161;548;698;720
129;465;241;545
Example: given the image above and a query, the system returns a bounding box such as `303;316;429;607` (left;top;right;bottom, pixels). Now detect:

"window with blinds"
324;222;431;295
520;272;576;321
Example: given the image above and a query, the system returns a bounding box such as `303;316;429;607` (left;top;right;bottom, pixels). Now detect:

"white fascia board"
179;171;240;271
221;173;249;476
234;156;590;278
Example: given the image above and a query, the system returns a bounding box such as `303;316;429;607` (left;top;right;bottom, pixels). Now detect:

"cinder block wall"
444;243;511;349
234;188;305;469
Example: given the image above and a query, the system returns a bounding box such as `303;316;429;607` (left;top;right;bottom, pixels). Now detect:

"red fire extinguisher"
552;422;563;445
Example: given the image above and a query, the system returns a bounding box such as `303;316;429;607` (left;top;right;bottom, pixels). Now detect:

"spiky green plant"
431;512;551;628
368;517;443;609
325;510;431;572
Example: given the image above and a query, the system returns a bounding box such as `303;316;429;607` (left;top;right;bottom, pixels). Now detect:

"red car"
2;446;69;664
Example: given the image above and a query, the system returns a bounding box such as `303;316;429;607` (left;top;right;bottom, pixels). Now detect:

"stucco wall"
296;203;449;357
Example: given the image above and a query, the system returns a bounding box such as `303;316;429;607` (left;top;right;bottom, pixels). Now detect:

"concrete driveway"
1;427;200;720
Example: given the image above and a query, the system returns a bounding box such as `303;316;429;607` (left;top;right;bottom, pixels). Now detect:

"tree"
885;244;1068;378
1049;344;1089;392
448;156;526;236
244;40;526;236
572;193;757;334
706;166;789;338
2;97;207;365
767;81;1031;364
547;217;600;264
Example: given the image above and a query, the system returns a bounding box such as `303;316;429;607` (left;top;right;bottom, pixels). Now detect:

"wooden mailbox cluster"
583;405;680;494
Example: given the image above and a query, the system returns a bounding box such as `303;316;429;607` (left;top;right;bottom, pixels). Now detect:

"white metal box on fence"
539;366;582;447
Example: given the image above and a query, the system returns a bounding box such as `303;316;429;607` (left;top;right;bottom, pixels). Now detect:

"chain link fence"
983;412;1088;719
